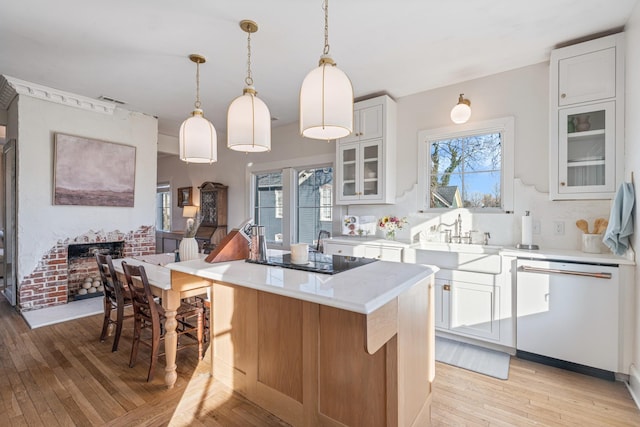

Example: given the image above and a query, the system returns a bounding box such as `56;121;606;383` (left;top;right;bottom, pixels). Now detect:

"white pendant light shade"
227;20;271;153
179;54;217;163
300;56;353;140
179;109;217;163
450;93;471;124
228;88;271;152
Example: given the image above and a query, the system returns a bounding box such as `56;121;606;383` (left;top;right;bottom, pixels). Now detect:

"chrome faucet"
450;214;463;243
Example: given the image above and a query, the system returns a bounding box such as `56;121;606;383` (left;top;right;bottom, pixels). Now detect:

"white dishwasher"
516;259;619;378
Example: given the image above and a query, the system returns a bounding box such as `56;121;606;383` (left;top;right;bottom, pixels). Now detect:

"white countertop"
325;236;411;248
500;246;635;265
165;257;437;315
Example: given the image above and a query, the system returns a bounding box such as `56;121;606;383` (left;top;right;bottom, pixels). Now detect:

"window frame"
247;154;335;248
156;182;171;231
417;117;514;213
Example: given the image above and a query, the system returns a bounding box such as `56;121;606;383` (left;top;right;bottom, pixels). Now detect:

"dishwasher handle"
519;265;612;279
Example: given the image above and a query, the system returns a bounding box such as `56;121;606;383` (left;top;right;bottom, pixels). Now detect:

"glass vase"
385;230;396;240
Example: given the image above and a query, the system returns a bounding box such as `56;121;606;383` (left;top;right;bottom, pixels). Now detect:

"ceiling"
1;0;638;138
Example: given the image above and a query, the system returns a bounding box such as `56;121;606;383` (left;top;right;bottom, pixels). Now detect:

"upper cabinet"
336;95;396;204
549;33;625;200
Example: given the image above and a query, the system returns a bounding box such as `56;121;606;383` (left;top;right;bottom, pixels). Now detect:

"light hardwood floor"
1;293;639;426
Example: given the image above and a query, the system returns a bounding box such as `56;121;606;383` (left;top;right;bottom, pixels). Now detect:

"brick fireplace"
19;225;155;312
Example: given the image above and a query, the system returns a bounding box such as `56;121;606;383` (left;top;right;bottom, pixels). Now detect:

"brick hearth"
19;226;155;312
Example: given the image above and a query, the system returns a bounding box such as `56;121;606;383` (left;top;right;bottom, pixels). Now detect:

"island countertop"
165;256;438;315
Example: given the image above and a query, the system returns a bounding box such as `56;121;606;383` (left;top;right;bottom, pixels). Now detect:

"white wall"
158;62;616;249
16;96;158;282
157;122;334;232
624;1;640;402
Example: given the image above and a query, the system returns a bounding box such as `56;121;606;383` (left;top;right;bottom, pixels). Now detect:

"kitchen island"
166;256;437;427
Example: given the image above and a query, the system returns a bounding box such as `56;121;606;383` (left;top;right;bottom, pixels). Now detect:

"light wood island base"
172;270;434;427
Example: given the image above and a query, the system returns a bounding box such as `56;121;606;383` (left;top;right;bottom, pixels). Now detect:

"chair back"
121;261;161;324
96;253;126;304
316;230;331;253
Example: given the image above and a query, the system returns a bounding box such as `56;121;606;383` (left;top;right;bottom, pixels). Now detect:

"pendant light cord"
194;61;201;109
323;0;330;55
245;29;253;86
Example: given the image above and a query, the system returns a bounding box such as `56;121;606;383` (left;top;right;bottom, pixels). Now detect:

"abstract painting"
54;133;136;207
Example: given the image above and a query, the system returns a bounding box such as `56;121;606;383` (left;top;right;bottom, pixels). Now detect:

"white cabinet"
340;102;383;143
549;33;625;200
435;270;501;342
336;95;396;204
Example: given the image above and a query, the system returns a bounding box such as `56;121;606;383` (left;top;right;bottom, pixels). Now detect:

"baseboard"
628;364;640;410
516;350;615;381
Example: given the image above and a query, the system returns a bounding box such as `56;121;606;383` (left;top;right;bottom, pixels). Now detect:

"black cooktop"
246;252;377;275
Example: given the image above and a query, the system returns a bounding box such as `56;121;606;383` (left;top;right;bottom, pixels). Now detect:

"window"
254;172;283;244
418;117;514;212
156;182;171;231
297;167;333;245
249;155;334;247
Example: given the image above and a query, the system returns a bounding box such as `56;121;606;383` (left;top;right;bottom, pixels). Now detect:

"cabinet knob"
561;93;566;99
443;284;451;291
337;250;342;253
560;182;566;186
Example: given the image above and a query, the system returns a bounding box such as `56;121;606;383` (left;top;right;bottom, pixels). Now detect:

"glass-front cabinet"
337;140;382;202
335;94;396;205
549;33;624;200
557;102;615;195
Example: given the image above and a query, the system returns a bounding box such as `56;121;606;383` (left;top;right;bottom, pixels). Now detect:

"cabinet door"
363;245;402;262
340;102;383;143
323;242;363;257
434;279;450;330
450;281;500;341
358;103;383;141
557;101;616;195
558;47;616;106
337;143;360;202
359;140;383;201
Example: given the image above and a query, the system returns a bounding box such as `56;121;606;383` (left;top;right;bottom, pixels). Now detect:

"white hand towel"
603;183;635;255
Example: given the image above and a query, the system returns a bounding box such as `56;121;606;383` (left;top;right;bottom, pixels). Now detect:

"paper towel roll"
521;215;533;245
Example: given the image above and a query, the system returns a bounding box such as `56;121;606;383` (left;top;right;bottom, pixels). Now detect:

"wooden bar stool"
121;261;205;382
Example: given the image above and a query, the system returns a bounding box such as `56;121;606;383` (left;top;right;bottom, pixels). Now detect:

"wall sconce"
450;93;471;124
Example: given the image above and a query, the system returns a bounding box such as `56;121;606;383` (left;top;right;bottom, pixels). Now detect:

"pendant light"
179;54;217;163
227;20;271;153
450;93;471;124
299;0;353;140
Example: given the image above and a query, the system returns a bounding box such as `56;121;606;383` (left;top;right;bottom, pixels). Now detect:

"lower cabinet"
435;268;511;346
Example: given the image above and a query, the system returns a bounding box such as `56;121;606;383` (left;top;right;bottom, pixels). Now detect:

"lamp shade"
182;205;198;218
179;109;217;163
227;87;271;152
299;56;353;140
450;94;471;124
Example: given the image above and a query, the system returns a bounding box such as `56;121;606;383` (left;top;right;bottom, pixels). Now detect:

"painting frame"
53;133;136;207
177;187;193;207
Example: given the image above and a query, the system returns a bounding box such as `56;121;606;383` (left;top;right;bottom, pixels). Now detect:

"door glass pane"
342;147;356;196
566;109;606;187
254;172;283;244
297;167;333;245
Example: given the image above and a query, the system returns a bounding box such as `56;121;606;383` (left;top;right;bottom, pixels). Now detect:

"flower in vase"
184;211;203;238
377;215;408;239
